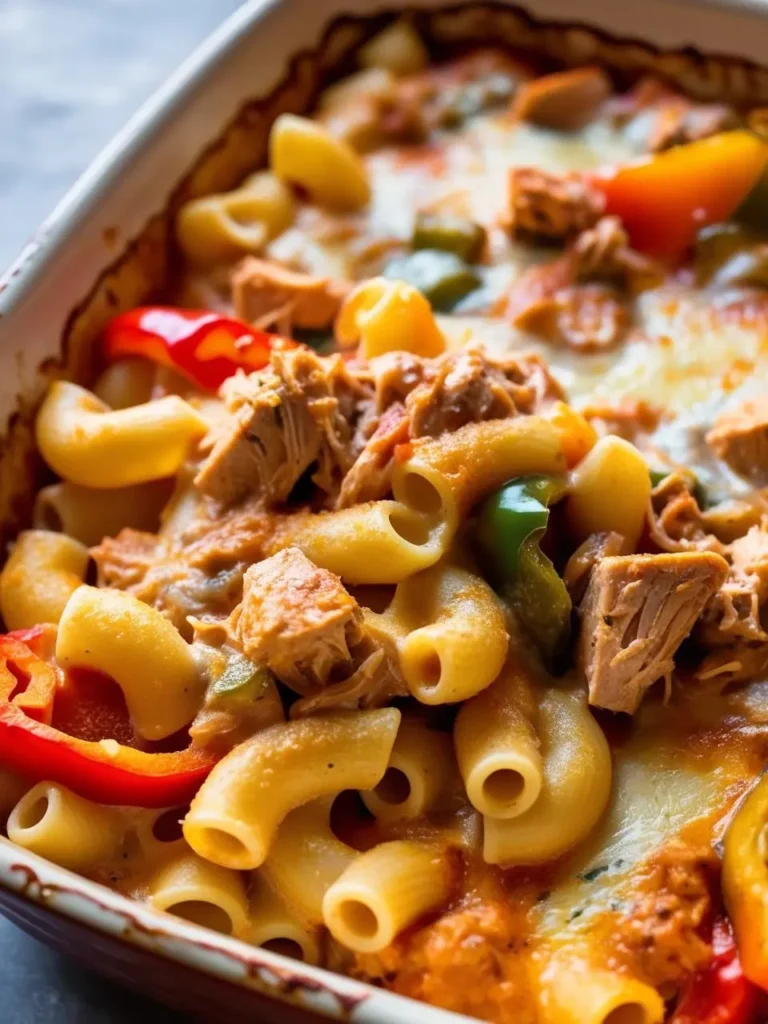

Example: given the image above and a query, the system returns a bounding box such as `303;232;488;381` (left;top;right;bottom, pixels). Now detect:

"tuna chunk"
194;347;370;506
231;257;349;332
507;168;604;241
230;547;364;692
706;397;768;484
228;546;405;710
579;551;729;713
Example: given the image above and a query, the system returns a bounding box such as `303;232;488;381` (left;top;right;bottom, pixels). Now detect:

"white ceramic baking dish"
2;0;768;1019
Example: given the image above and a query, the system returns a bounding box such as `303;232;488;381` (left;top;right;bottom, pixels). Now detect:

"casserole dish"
4;1;768;1022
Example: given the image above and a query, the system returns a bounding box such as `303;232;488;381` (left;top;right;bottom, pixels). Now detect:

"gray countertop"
0;1;240;1019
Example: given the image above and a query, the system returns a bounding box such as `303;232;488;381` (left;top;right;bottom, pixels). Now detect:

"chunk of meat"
504;253;631;352
572;216;664;294
604;76;738;152
511;66;612;131
231;257;350;332
337;402;409;508
369;351;425;412
707;397;768;484
230;547;363;692
701;525;768;645
507;168;604;241
647;472;727;556
616;839;717;988
227;547;405;710
195;347;371;506
578;551;729;713
406;347;556;437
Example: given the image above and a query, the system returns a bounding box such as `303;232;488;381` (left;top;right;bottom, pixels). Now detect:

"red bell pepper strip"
670;918;758;1024
591;131;768;260
102;306;292;391
0;635;217;808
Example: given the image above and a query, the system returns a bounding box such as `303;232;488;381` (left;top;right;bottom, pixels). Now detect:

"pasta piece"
36;381;206;488
0;530;89;630
176;171;296;267
358;19;429;76
454;660;543;820
7;782;122;872
268;501;447;585
483;688;611;865
362;713;454;822
323;840;453;953
92;358;156;409
34;479;171;546
335;278;446;359
0;769;30;816
56;586;204;741
369;562;508;704
538;954;664;1024
392;417;566;538
270;114;370;211
246;874;321;964
567;436;651;550
183;708;401;870
261;797;356;924
147;848;249;937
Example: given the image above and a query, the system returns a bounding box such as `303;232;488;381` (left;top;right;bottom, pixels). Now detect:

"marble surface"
0;1;240;1020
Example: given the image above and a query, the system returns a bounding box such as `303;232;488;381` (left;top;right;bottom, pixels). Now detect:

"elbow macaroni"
147;848;249;937
454;660;543;820
362;713;455;822
483;688;612;866
261;798;356;924
34;479;171;546
183;709;400;870
369;562;508;704
392;417;566;539
176;171;296;267
336;278;446;359
56;585;204;740
269;114;370;212
0;530;89;630
7;782;122;872
323;840;454;954
268;501;447;585
36;381;206;489
246;874;321;964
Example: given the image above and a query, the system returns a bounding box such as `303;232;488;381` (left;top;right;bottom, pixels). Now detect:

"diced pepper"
383;250;481;311
0;634;217;807
103;306;292;391
476;475;571;667
207;651;274;707
670;918;758;1024
723;773;768;991
412;212;486;262
591;131;768;259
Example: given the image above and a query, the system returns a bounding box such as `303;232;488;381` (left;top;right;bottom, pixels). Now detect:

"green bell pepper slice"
383;249;481;311
476;475;571;668
412;212;486;262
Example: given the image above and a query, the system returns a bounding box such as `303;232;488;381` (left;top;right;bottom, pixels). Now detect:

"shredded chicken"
582;398;663;446
700;525;768;645
578;551;729;713
195;347;370;506
707;397;768;484
512;67;612;131
572;216;664;294
507;168;604;241
231;257;349;333
226;547;405;711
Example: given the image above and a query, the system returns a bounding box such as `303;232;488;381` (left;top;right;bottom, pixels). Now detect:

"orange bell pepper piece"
592;131;768;259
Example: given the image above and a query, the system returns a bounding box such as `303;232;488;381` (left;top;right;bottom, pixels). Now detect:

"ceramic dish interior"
3;3;768;1023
